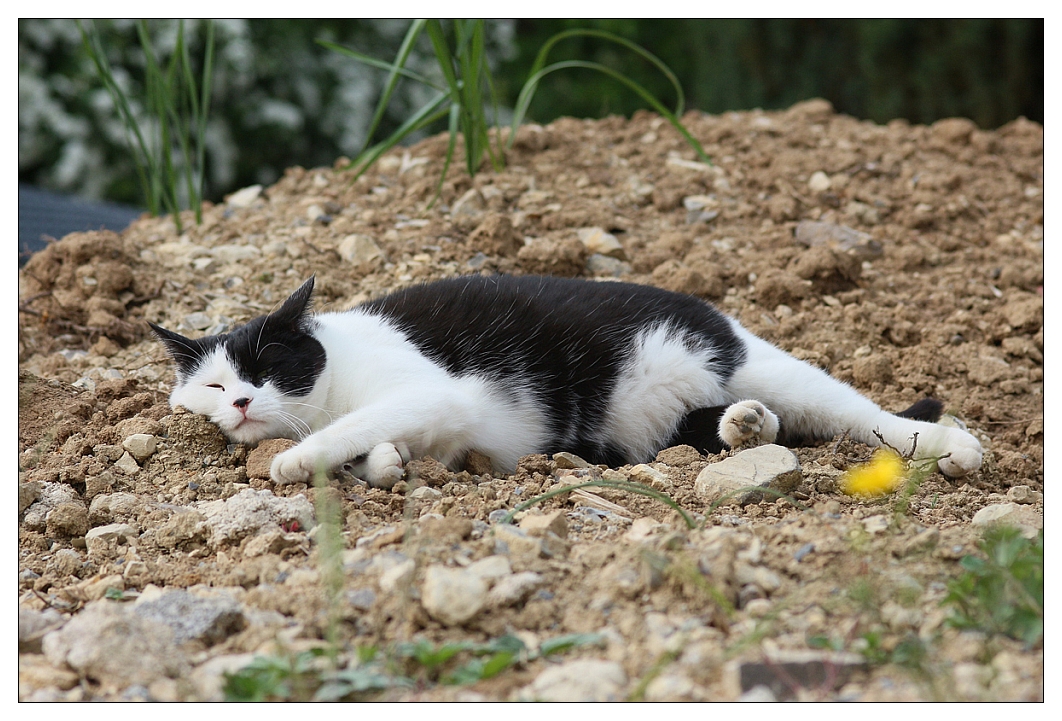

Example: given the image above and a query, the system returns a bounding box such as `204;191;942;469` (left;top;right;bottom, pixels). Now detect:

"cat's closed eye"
206;383;224;390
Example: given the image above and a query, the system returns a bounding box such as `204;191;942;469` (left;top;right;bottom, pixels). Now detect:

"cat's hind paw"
363;442;407;489
719;400;780;449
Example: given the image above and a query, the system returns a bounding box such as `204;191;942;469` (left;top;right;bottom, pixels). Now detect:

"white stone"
451;188;485;216
466;555;512;583
1006;485;1041;504
184;312;213;330
645;672;696;701
577;227;626;259
553;451;590;469
667;157;714;173
211;244;261;264
683;194;716;211
86;523;138;544
379;558;416;593
808;171;831;192
586;254;630;277
624;516;665;543
88;492;141;525
85;522;138;558
420;565;487;626
42;601;186;688
337;234;384;265
694;444;802;504
488;572;543;607
518;510;568;538
525;659;627;702
21;483;82;531
629;463;671;490
862;515;889;534
113;452;141;476
226;184;262;207
735;562;782;593
493;523;543;558
189;653;257;702
122;434;158;462
196;489;316;548
409;486;443;500
971;502;1042;538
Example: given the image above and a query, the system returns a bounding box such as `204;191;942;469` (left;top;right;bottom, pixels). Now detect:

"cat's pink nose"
233;397;251;413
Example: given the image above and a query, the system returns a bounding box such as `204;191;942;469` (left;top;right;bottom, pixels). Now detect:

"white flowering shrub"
18;19;515;205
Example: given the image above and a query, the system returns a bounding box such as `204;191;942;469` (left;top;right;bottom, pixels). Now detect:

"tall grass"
78;19;214;233
321;20;710;207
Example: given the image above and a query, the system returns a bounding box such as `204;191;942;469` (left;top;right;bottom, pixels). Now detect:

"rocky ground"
18;99;1043;701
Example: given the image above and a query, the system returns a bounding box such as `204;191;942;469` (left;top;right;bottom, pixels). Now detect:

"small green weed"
807;629;928;675
103;587;129;601
78;19;214;232
943;526;1043;647
223;632;604;701
223;648;333;702
321;20;708;207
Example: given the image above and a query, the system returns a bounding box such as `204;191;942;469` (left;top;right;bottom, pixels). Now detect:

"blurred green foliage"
500;19;1042;130
19;19;1041;207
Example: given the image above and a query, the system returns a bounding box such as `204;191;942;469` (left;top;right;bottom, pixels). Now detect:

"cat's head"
150;277;326;445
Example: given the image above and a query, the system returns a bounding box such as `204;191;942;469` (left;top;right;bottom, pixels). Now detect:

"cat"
150;274;983;488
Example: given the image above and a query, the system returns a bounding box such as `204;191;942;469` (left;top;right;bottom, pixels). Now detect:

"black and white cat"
150;275;983;488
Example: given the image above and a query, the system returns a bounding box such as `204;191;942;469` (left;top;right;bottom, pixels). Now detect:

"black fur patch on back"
360;274;746;463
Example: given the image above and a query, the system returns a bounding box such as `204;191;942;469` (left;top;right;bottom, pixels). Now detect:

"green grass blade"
425;20;459;92
178;19;213;224
462;21;492;174
426;20;482;177
196;20;215;222
529;28;686;116
346;91;451;177
320;20;431;156
172;21;200;224
424;101;462;209
511;59;710;163
316;37;439;89
78;20;161;215
137;20;182;230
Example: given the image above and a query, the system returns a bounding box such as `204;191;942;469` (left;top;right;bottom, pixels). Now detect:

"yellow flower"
841;448;908;497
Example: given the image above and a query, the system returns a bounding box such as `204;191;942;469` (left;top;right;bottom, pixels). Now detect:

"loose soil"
18;99;1043;701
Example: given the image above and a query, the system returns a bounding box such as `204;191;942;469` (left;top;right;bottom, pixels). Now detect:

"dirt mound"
18;101;1042;701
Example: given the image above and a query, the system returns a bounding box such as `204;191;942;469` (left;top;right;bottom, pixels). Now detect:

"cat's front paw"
935;429;983;479
363;442;407;489
271;441;330;485
719;400;780;449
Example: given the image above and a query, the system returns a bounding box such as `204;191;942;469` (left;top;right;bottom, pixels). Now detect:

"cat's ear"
148;322;207;377
269;276;316;328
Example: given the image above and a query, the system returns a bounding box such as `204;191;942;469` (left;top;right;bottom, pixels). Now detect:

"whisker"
254;320;267;361
280;400;335;424
277;415;312;440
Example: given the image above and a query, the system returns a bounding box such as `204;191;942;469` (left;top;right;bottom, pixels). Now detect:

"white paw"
719;400;780;448
271;442;329;485
363;442;406;489
935;429;984;479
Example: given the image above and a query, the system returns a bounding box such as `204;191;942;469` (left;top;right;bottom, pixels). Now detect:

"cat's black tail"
895;397;944;423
